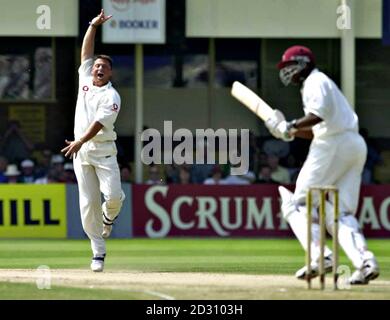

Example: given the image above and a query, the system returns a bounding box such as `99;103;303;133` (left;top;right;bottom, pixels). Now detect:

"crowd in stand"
143;144;297;186
139;130;384;186
0;152;77;184
141;136;382;186
0;120;383;185
0;121;76;184
0;140;303;185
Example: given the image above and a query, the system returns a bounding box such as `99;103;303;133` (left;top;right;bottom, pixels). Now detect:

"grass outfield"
0;238;389;299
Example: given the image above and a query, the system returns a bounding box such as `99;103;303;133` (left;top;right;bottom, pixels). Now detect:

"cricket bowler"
61;10;125;272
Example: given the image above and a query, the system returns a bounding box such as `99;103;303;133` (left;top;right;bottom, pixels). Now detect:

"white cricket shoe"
348;270;368;285
349;258;380;285
362;257;380;281
90;256;105;272
295;256;333;280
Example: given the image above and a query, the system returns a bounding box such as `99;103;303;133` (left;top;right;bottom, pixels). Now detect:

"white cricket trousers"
294;131;367;214
73;144;124;258
291;131;372;269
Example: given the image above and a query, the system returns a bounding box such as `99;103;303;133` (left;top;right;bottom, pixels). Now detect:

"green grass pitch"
0;238;389;299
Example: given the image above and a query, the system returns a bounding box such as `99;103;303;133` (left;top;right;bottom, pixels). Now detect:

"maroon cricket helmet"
277;45;316;69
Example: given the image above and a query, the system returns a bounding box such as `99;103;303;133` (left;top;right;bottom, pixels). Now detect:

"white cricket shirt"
301;69;358;139
74;59;121;144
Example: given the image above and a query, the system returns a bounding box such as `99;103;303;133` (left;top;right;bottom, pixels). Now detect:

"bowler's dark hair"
94;54;113;69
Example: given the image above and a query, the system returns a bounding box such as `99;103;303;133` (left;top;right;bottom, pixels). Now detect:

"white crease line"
88;286;176;300
109;288;175;300
72;284;177;300
143;290;176;300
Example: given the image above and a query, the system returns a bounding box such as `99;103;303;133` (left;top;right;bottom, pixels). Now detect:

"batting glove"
265;109;286;138
270;120;297;142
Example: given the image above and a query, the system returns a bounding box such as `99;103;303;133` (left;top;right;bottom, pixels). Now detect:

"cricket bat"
231;81;274;122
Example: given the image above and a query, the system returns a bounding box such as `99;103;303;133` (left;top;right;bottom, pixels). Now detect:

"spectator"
164;164;179;184
178;165;192;184
35;168;60;184
0;155;8;183
267;154;291;184
257;151;269;168
51;154;65;181
3;164;21;183
120;164;133;183
204;165;226;185
191;139;214;183
191;163;214;184
256;165;278;184
0;120;34;163
145;164;164;185
285;154;301;184
20;159;36;183
63;163;77;183
224;163;256;185
33;154;64;184
263;138;290;159
35;148;52;179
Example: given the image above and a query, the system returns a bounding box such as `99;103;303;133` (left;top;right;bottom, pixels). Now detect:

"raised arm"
81;9;112;63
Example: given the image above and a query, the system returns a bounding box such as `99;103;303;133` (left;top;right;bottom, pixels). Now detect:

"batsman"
266;45;379;285
61;10;125;272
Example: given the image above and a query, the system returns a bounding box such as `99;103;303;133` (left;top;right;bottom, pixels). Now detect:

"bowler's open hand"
61;139;83;159
91;9;112;26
